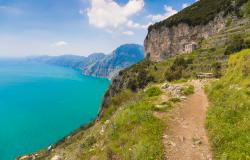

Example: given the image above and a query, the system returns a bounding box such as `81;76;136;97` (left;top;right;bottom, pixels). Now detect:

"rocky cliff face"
143;0;249;62
82;44;144;78
144;14;226;62
28;44;144;79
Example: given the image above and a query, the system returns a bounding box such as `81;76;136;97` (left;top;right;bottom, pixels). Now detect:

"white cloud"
85;0;144;32
83;1;197;35
52;41;68;47
182;3;190;9
147;5;177;22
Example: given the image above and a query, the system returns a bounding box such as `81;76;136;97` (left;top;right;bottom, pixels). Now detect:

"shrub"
146;87;162;97
212;62;222;78
181;85;195;95
127;79;137;92
165;57;192;81
169;97;181;103
242;0;250;15
225;35;244;55
81;136;96;148
224;35;250;55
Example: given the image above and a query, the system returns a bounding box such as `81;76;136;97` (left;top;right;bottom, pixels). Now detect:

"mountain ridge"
29;44;144;79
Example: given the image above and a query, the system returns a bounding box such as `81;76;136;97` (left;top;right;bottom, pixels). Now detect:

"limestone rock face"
144;15;226;62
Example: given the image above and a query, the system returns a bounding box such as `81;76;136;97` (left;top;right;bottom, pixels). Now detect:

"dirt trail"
164;80;212;160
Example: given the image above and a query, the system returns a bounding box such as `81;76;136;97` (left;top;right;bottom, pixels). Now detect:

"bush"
81;136;96;148
224;35;250;55
212;62;222;78
146;87;162;97
127;79;137;92
181;85;194;95
169;97;181;103
242;0;250;15
165;57;192;81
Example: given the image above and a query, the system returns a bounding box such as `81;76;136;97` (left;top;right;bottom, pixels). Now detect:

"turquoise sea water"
0;59;110;160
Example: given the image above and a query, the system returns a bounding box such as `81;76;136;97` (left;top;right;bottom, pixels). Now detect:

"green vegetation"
121;60;155;92
242;0;250;15
225;35;250;55
34;85;167;160
146;86;162;97
148;0;247;31
104;101;165;160
168;97;181;103
164;57;192;81
116;47;225;94
181;85;195;96
21;3;250;159
206;49;250;159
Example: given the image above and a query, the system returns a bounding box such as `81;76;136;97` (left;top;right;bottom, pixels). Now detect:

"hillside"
206;49;250;159
82;44;144;78
145;0;249;61
29;44;144;79
18;0;250;159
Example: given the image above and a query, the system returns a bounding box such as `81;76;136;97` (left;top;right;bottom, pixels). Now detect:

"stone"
161;83;169;89
100;126;105;135
48;145;52;151
180;96;187;100
51;155;61;160
144;14;226;62
167;140;176;147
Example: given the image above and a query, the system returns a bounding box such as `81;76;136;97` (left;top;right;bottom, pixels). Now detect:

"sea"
0;59;109;160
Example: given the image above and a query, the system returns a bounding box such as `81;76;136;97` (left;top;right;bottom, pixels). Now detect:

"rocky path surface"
164;80;212;160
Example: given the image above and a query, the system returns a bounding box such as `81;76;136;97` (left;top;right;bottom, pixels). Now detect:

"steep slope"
206;49;250;159
145;0;248;61
29;44;144;78
82;44;144;78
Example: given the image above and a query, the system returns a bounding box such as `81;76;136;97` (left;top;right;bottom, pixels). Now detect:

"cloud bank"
84;0;198;35
86;0;144;33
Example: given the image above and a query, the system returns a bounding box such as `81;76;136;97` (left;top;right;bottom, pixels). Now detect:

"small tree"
225;35;244;55
165;57;191;81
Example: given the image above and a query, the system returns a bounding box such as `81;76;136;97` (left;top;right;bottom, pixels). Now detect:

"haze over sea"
0;59;109;160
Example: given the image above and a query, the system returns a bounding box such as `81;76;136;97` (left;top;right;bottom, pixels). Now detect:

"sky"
0;0;198;57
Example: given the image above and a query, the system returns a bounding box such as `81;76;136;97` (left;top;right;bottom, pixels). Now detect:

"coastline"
17;75;112;160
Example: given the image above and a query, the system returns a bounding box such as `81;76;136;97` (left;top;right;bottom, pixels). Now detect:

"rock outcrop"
144;14;226;62
144;0;248;62
82;44;144;79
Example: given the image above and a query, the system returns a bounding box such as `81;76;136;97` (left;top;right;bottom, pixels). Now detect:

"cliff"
82;44;144;79
144;0;247;61
29;44;144;78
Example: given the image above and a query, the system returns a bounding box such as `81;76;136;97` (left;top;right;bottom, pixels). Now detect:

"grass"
31;87;166;160
146;86;162;97
181;85;195;96
104;101;165;160
206;49;250;159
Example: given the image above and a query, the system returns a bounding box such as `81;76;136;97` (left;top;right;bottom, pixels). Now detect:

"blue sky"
0;0;197;57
